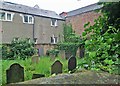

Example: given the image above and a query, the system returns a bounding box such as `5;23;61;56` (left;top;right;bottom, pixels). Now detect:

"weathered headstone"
50;54;56;61
59;50;65;59
65;51;72;59
31;55;40;64
32;74;45;79
6;63;24;84
38;48;44;56
68;56;77;71
51;60;63;75
80;46;85;58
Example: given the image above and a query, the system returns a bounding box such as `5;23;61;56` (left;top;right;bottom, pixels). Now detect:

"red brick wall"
66;11;101;35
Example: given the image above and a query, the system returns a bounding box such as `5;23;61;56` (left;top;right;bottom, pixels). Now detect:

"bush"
2;38;36;60
46;49;59;57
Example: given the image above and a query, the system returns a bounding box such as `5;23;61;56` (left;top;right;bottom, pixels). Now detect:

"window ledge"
51;43;57;44
0;20;13;22
51;25;58;27
23;22;34;24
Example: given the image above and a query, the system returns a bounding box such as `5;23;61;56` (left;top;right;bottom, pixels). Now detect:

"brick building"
60;3;103;36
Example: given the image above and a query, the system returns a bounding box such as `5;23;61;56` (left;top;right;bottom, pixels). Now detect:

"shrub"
2;38;37;60
46;49;59;57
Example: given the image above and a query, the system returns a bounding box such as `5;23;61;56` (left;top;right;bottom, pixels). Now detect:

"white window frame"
51;19;58;27
51;35;58;44
20;14;34;24
0;11;14;21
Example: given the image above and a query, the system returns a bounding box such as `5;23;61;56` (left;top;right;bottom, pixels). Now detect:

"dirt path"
10;71;119;85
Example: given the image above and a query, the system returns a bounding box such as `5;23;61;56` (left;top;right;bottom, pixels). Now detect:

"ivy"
82;2;120;74
58;24;83;56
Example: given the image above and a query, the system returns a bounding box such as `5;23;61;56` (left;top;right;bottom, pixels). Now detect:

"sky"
3;0;99;14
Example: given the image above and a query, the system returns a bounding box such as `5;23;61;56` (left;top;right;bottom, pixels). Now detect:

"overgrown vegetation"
58;24;83;56
81;2;120;74
46;49;59;57
2;38;36;60
1;2;120;85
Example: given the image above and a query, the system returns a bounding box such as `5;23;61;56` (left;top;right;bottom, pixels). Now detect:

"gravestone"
68;56;77;71
32;74;45;79
31;55;40;64
59;50;65;59
80;46;85;58
65;51;72;59
6;63;24;84
50;54;56;61
51;60;63;75
38;48;44;56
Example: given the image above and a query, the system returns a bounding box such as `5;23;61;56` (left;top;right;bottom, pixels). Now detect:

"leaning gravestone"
51;60;63;75
68;56;77;71
6;63;24;84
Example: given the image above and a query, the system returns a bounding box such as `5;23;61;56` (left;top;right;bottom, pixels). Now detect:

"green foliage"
2;38;36;60
58;24;83;56
82;2;120;74
46;49;59;56
101;2;120;30
2;44;13;59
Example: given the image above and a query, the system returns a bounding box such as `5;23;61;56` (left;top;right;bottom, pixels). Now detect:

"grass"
2;56;83;85
1;56;68;85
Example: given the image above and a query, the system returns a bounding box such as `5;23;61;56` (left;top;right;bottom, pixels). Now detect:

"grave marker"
6;63;24;84
31;55;40;64
51;60;63;75
68;56;77;71
59;50;65;59
80;46;85;58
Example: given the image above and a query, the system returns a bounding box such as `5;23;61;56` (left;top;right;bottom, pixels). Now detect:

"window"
24;15;28;22
29;17;33;23
51;35;58;44
7;13;12;20
0;12;14;21
51;19;57;26
21;14;34;24
0;12;5;20
34;38;38;44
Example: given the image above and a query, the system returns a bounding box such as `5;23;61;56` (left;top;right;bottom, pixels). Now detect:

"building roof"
66;3;103;17
0;1;63;20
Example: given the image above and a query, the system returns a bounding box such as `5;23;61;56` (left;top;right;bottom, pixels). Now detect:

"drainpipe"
33;16;35;40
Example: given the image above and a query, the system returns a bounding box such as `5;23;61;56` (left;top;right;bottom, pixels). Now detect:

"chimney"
59;12;68;18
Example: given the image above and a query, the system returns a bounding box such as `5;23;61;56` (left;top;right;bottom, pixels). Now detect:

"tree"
82;2;120;74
